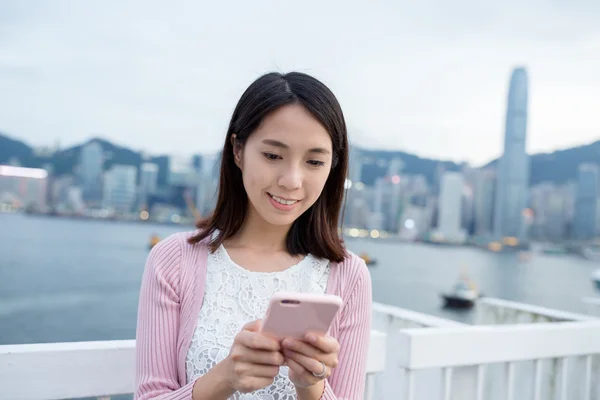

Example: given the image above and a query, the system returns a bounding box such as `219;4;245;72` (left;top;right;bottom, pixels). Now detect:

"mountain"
529;141;600;186
0;133;171;186
357;140;600;186
0;133;37;167
1;132;599;187
355;149;461;186
482;140;600;186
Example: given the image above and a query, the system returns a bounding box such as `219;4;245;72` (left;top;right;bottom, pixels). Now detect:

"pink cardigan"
134;231;372;400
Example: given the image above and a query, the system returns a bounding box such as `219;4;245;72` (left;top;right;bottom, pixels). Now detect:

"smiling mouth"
267;193;300;205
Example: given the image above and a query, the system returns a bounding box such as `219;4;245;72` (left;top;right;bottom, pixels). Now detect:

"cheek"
306;170;331;200
241;159;269;194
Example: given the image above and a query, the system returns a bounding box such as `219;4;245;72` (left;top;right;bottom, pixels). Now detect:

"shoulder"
145;230;210;281
338;250;371;285
331;250;372;301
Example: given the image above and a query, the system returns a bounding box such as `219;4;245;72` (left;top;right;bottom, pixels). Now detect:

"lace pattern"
185;245;330;399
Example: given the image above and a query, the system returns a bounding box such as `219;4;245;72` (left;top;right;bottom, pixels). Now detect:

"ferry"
148;234;161;250
441;271;480;309
359;252;378;266
593;269;600;291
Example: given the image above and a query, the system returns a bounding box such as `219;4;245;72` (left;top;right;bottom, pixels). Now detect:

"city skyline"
1;1;599;165
2;130;599;170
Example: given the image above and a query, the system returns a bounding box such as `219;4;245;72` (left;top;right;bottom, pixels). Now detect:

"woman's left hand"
281;333;340;388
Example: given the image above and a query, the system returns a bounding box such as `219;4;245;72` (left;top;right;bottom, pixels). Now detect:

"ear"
231;134;243;168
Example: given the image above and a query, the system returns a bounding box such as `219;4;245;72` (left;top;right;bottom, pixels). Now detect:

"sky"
1;0;599;166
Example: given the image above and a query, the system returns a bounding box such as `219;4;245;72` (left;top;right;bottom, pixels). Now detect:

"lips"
268;193;299;205
267;192;301;211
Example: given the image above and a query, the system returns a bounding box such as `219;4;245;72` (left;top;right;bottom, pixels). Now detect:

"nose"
277;163;302;191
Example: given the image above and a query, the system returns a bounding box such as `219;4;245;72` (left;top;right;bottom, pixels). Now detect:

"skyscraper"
474;168;495;236
434;172;467;243
573;163;599;240
139;162;159;208
493;67;529;241
103;164;137;213
79;141;104;206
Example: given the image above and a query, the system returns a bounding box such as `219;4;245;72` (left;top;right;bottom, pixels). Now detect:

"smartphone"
260;291;343;340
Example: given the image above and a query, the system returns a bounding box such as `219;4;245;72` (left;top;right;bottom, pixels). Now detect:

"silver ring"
312;361;326;378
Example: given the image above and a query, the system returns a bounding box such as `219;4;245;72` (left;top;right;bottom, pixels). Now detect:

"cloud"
0;0;599;166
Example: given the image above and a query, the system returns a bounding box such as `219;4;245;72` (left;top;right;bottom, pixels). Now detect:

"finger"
282;338;326;360
243;319;262;332
283;349;329;377
235;362;280;378
236;330;280;351
285;355;310;377
230;347;284;367
304;333;340;354
243;348;285;366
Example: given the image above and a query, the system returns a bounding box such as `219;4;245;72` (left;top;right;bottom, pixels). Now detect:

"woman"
135;72;372;400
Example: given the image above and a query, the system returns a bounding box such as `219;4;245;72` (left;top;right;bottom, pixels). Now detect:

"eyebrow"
262;139;331;155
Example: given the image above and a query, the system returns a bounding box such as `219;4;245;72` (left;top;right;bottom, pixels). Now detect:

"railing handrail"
373;301;466;328
397;320;600;369
479;297;598;322
582;296;600;305
0;331;387;400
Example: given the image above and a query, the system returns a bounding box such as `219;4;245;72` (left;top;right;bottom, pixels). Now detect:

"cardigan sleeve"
323;257;373;399
134;235;196;400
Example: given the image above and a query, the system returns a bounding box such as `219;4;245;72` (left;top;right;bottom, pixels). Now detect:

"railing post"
364;374;376;400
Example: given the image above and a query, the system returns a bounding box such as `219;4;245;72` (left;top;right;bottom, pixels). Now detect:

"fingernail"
306;333;317;343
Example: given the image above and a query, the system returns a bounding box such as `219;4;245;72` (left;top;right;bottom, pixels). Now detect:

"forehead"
250;104;332;150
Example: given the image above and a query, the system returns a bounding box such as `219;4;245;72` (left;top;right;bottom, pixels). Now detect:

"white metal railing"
476;297;597;325
372;302;466;329
0;330;387;400
582;296;600;317
397;321;600;400
371;302;469;399
0;340;135;400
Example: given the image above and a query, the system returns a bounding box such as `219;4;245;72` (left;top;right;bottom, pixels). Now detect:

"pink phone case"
260;291;343;340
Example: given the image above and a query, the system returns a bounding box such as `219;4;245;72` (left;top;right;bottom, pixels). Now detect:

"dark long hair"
188;72;348;262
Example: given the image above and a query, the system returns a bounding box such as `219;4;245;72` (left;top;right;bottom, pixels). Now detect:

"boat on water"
592;269;600;291
148;234;161;250
441;272;480;309
359;253;377;266
582;246;600;261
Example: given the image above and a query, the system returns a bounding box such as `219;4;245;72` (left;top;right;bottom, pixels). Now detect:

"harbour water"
0;212;597;345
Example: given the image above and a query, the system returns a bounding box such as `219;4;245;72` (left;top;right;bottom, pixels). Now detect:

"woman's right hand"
224;319;285;393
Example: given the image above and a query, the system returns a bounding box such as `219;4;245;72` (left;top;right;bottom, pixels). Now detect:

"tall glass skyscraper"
79;141;104;205
573;163;599;239
493;67;529;240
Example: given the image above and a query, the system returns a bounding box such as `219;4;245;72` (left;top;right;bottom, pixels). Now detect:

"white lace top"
185;244;331;399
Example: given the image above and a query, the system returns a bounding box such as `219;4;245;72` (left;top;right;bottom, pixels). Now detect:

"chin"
262;214;299;227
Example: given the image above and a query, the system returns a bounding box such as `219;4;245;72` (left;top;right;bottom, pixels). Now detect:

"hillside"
1;132;598;187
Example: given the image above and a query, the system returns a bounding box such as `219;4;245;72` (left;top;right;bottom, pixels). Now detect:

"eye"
307;160;326;167
262;152;281;161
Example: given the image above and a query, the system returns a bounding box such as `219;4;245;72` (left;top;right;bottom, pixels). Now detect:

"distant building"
79;142;104;206
530;183;572;241
433;172;467;243
494;67;529;241
0;165;48;209
573;163;599;239
138;162;159;209
103;165;137;214
473;169;495;236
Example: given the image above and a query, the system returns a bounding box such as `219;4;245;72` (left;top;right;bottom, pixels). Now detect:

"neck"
227;207;290;252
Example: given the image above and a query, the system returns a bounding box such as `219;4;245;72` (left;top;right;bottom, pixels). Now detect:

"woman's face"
234;103;334;228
